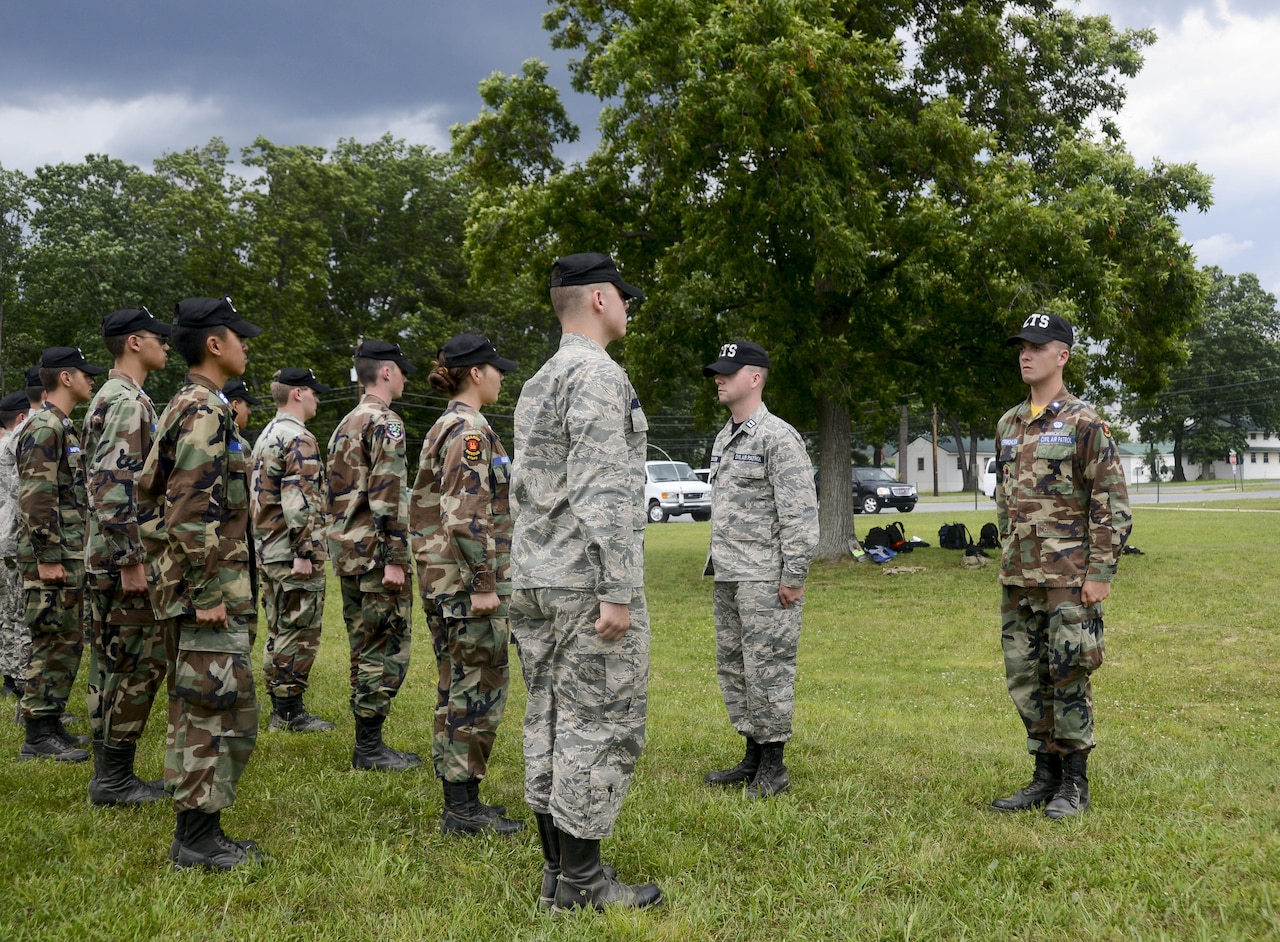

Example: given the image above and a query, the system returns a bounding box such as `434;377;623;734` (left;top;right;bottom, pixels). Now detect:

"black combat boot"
704;735;762;786
173;809;265;871
18;716;89;762
535;812;617;911
53;714;90;747
1;675;18;699
746;742;790;798
992;752;1062;812
553;832;663;912
1044;751;1090;819
352;714;421;771
88;741;165;806
268;693;336;733
440;780;523;836
465;778;506;817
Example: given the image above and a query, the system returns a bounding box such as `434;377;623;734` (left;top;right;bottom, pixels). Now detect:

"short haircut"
40;367;66;392
269;378;296;407
549;283;594;320
171;324;228;368
354;356;394;387
103;333;129;360
0;408;25;429
25;387;42;408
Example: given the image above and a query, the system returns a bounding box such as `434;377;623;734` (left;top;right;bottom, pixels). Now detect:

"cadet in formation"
411;334;522;836
81;308;172;805
991;312;1131;819
701;340;818;797
327;340;419;771
138;296;266;869
510;253;662;912
16;346;102;762
250;368;335;733
0;381;38;702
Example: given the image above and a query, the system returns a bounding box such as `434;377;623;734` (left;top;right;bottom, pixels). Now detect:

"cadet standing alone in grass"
701;340;818;798
991;312;1131;820
251;368;335;734
411;334;523;836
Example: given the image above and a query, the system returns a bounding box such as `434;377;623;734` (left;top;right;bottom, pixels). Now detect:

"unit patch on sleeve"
385;421;404;442
463;434;482;462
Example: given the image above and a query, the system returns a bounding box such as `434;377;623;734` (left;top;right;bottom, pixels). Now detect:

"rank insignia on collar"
745;419;757;429
463;433;482;462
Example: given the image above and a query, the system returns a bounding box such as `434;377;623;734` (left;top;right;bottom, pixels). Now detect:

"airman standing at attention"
991;312;1131;820
138;296;266;870
82;307;172;805
16;347;103;762
0;382;38;702
251;367;335;733
327;340;419;771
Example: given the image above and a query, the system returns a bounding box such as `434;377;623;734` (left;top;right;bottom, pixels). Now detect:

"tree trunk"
898;405;909;482
1172;430;1186;481
946;415;973;491
815;392;851;561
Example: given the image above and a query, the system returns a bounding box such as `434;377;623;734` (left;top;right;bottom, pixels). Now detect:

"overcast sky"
3;1;1277;295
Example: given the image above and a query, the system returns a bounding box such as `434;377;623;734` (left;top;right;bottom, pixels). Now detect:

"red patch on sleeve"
463;434;482;462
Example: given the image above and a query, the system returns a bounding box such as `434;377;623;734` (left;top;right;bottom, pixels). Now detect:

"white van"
981;458;997;499
645;460;711;523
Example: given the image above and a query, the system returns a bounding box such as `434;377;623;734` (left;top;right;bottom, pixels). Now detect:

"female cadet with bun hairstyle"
409;334;523;836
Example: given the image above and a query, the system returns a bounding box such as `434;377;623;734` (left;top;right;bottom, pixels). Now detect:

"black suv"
852;467;918;514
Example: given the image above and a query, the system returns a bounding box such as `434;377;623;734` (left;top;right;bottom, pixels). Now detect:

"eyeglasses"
136;333;167;344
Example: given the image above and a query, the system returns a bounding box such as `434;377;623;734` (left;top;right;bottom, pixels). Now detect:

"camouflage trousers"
0;557;28;683
20;567;86;721
713;580;802;744
340;572;412;720
426;593;511;783
164;616;258;813
1001;585;1105;755
510;588;649;841
261;561;326;698
86;572;165;744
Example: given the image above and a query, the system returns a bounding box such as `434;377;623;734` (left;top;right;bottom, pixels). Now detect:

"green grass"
2;507;1278;940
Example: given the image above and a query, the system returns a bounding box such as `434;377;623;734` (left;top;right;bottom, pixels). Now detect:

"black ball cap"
1007;312;1074;348
222;379;261;406
438;334;518;373
703;340;771;377
550;252;645;300
356;339;418;375
40;346;106;376
0;390;30;412
173;296;263;338
102;306;172;338
24;365;42;389
276;367;331;393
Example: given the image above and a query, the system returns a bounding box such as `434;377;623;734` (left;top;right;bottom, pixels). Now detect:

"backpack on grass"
978;522;1000;551
938;523;972;550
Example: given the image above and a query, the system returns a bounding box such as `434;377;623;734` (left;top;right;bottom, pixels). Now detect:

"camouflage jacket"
0;427;19;560
137;373;253;619
994;390;1132;588
411;401;511;600
251;411;329;565
326;394;411;577
82;370;157;574
704;402;818;586
510;332;646;601
17;403;87;583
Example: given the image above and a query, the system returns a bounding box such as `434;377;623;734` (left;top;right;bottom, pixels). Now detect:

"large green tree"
0;165;28;394
456;0;1209;557
1127;267;1280;480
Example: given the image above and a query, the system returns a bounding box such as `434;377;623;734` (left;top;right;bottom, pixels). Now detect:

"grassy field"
2;506;1278;940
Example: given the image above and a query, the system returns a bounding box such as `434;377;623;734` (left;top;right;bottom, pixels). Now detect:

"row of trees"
7;1;1270;555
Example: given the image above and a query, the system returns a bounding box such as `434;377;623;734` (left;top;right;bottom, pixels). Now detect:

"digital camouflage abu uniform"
510;332;649;841
0;424;30;687
411;400;513;784
83;370;165;745
17;402;88;721
995;392;1131;755
705;400;818;745
327;394;413;719
251;410;329;699
138;374;258;812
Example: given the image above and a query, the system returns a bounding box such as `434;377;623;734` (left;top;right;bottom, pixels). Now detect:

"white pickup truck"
645;460;711;523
